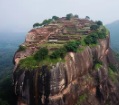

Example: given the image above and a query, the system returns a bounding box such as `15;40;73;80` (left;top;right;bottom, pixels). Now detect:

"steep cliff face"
13;35;119;105
13;17;119;105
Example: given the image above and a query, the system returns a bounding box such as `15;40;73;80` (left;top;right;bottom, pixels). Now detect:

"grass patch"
19;56;39;70
19;56;65;71
80;36;87;46
19;40;81;70
19;46;66;70
89;43;98;47
40;43;64;48
39;57;65;67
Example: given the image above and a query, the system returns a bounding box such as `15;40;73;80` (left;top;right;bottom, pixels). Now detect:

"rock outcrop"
13;17;119;105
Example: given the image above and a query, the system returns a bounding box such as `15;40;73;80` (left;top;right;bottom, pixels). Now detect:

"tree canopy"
52;16;59;20
90;24;99;30
85;16;90;20
64;40;80;52
84;33;98;45
96;21;103;26
42;19;52;26
33;23;41;28
34;47;48;61
33;18;53;28
66;13;73;20
50;47;66;59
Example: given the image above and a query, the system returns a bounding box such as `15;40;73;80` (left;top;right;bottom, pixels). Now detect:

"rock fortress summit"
13;14;119;105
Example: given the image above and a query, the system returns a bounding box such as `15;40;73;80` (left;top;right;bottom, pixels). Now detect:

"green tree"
90;24;99;30
59;47;67;58
101;27;107;33
64;40;80;52
84;36;92;45
33;23;41;28
42;19;52;26
97;31;106;39
52;16;59;20
84;33;98;45
96;21;103;26
42;19;48;25
85;16;90;20
50;47;66;59
34;47;48;61
50;50;61;59
20;56;38;70
66;13;73;20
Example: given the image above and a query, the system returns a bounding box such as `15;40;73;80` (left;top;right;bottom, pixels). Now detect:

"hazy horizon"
0;0;119;33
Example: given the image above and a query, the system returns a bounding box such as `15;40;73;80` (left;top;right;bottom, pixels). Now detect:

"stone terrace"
23;17;95;52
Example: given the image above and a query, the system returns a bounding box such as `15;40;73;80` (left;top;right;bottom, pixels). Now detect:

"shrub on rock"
34;47;48;61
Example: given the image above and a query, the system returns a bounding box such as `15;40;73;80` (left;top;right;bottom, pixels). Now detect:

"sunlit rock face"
13;33;119;105
13;17;119;105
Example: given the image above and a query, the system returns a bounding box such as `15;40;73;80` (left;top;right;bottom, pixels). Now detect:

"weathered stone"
13;18;119;105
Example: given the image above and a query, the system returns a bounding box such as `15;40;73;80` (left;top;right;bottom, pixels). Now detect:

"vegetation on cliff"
18;45;26;51
1;16;119;105
18;14;109;70
34;47;49;61
19;40;80;70
12;14;119;105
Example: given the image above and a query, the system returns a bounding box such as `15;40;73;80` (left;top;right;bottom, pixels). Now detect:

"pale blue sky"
0;0;119;32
